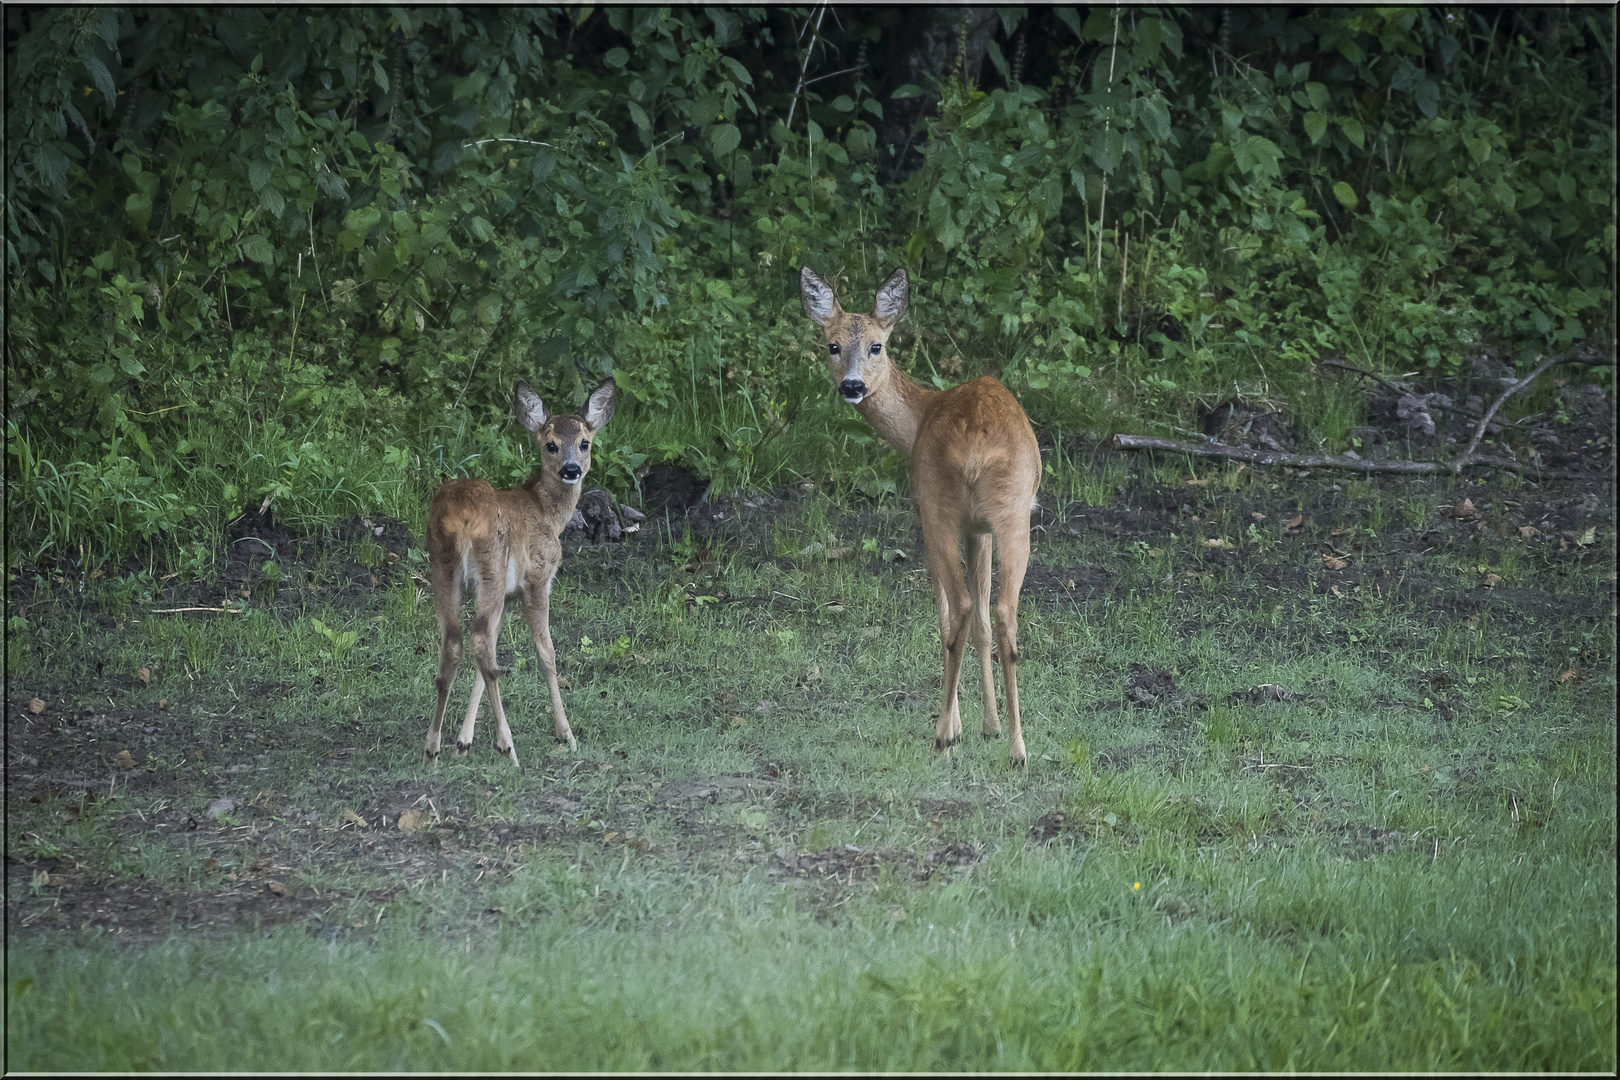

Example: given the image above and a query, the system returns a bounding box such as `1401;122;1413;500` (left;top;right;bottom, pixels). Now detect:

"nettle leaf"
240;233;276;264
82;54;116;105
344;205;382;237
248;159;272;191
124;192;154;233
1337;116;1365;149
710;123;741;157
1332;181;1358;210
1303;111;1329;144
1413;78;1439;120
1139;96;1171;142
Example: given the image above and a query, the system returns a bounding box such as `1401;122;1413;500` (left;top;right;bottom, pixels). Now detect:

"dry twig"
1115;346;1614;481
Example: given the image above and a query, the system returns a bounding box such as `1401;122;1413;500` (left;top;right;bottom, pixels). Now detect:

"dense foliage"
6;5;1615;569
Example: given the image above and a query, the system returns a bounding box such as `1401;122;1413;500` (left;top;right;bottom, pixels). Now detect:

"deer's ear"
584;378;617;430
874;267;908;329
799;266;840;326
514;382;548;433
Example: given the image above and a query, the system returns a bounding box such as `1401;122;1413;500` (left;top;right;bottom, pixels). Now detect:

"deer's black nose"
839;379;867;400
560;463;582;482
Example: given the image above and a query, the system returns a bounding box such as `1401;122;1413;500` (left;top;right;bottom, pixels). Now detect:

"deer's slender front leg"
523;570;576;751
455;669;485;756
469;587;519;769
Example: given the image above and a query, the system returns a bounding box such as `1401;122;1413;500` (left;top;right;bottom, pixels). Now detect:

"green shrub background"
6;6;1613;569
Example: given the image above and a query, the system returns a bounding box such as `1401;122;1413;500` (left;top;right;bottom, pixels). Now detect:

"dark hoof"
983;730;1001;740
424;750;438;765
455;741;471;756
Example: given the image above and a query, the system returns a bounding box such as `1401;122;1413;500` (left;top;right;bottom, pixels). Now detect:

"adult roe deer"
422;378;617;768
800;267;1041;765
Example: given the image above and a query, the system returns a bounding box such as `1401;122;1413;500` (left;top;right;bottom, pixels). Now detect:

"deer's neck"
854;363;938;458
523;472;585;529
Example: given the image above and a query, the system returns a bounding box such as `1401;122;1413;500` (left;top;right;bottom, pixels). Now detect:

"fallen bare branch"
1116;345;1615;481
150;606;245;614
1318;358;1410;401
1108;435;1604;481
1462;352;1565;460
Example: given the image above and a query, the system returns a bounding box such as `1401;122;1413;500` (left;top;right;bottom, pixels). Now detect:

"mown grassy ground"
5;454;1615;1071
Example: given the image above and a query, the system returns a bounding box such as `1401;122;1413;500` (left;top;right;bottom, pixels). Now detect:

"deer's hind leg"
966;530;1000;739
425;563;463;765
922;520;973;754
993;514;1033;767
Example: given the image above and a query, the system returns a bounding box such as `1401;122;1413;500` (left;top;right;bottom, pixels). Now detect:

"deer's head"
799;266;908;406
513;377;617;492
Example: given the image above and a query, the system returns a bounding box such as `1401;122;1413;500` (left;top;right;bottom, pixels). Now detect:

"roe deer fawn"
422;378;617;768
800;267;1041;765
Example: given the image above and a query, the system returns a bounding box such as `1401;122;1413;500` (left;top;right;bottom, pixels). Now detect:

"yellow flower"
1132;881;1142;891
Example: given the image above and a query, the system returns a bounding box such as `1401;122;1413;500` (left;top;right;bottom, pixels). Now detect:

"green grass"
5;472;1615;1071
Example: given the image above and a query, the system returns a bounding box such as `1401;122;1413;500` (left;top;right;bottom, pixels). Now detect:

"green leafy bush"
5;6;1612;570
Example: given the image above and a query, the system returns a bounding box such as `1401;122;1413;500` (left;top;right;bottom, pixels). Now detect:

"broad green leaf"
831;94;855;113
1332;181;1358;210
240;233;275;264
710;123;741;157
1337;115;1365;149
1306;81;1330;111
891;84;926;100
1414;78;1439;119
1233;135;1283;179
1303;111;1329;144
452;70;487;101
124;192;153;233
259;186;285;219
1140;96;1171;141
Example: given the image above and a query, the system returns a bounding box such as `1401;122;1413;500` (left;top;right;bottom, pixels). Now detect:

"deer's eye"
580;440;590;451
870;342;882;355
828;343;840;356
545;442;558;453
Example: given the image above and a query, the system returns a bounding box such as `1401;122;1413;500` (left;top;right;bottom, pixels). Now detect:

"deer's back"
913;377;1040;504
